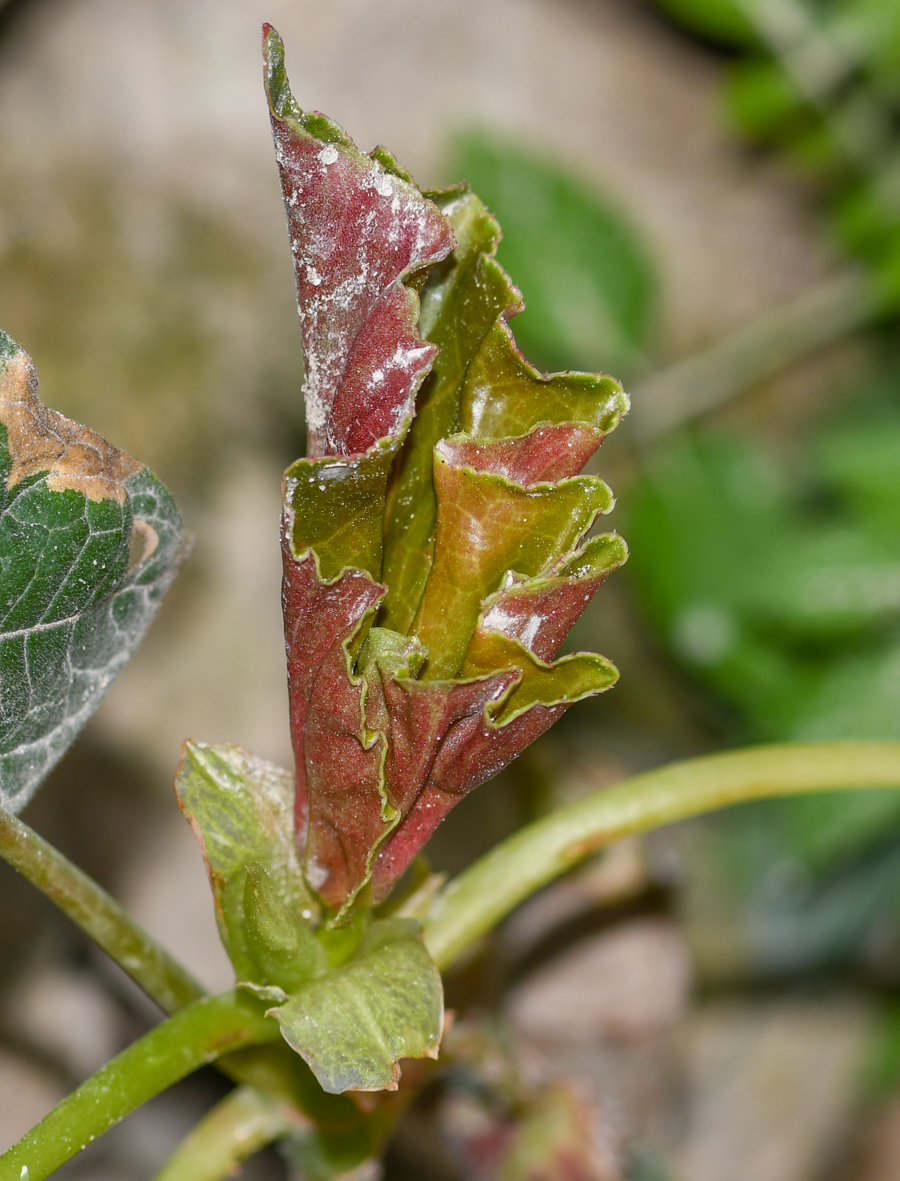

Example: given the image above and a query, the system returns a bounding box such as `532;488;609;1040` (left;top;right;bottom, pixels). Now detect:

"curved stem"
0;807;204;1014
424;741;900;970
0;992;279;1181
0;807;370;1124
152;1085;299;1181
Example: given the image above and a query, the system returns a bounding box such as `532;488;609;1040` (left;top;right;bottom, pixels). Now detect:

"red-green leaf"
264;25;455;460
266;27;628;914
411;448;614;680
381;188;523;632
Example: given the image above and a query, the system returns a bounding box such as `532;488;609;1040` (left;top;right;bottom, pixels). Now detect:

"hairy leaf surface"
0;332;186;813
264;24;455;460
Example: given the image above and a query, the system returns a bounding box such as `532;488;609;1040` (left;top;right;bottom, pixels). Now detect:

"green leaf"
412;455;613;679
284;437;399;582
450;133;656;376
0;332;187;813
724;58;813;143
814;410;900;542
241;863;328;993
270;918;443;1094
175;742;320;981
650;0;757;47
459;319;627;439
464;631;617;726
380;186;523;632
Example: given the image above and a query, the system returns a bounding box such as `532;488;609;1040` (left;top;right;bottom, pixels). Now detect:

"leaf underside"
266;25;629;914
0;331;187;813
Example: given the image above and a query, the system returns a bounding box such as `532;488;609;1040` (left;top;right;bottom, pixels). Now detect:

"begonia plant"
2;24;900;1181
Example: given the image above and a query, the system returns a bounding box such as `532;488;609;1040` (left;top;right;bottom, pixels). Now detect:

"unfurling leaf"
0;331;186;813
267;26;628;913
175;24;630;1098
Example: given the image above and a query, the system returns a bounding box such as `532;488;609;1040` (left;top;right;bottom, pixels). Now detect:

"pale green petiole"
0;806;203;1013
152;1085;301;1181
425;741;900;969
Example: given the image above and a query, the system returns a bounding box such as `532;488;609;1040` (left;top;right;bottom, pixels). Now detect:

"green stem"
424;741;900;970
0;992;279;1181
0;807;372;1125
0;807;204;1014
152;1085;299;1181
630;270;879;442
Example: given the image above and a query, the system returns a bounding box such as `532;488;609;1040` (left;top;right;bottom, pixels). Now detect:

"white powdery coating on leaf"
305;857;329;890
274;116;454;455
482;603;542;651
0;472;185;813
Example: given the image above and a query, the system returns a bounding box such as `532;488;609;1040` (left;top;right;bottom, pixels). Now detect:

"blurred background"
2;0;900;1177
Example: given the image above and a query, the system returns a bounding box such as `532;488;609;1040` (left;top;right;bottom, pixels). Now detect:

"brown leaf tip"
0;348;142;504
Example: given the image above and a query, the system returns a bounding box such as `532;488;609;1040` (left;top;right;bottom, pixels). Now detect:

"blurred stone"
673;999;872;1181
122;809;233;995
844;1093;900;1181
7;963;123;1078
503;920;690;1170
507;919;691;1045
0;1048;65;1153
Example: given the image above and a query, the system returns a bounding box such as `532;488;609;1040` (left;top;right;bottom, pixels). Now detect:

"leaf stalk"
0;991;279;1181
152;1085;300;1181
0;807;203;1013
425;741;900;969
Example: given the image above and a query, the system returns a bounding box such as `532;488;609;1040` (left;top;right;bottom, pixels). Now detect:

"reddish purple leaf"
266;25;627;913
436;421;602;487
281;545;387;903
264;25;455;459
471;535;628;664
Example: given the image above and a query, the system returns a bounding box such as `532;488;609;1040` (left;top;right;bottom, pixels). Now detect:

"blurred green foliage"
449;133;656;379
443;63;900;986
626;391;900;971
629;411;900;748
439;0;900;1128
654;0;900;306
654;0;758;46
